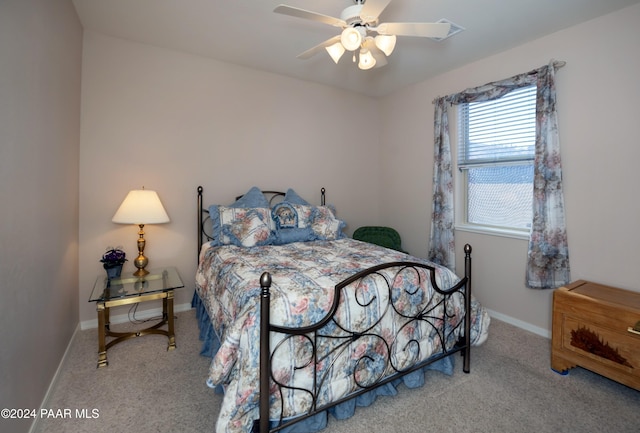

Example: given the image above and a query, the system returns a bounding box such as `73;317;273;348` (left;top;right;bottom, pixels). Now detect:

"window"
457;85;536;233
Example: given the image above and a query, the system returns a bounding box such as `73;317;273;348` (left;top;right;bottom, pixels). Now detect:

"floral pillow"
311;206;346;240
210;206;274;247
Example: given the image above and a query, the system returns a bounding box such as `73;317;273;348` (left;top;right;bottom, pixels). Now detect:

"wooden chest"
551;280;640;390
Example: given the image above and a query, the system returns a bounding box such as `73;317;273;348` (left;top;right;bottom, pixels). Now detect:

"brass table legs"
96;290;175;368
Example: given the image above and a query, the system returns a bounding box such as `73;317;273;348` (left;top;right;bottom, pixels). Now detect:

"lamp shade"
363;37;387;68
341;27;364;51
112;190;170;224
374;34;396;56
370;47;388;68
358;49;376;70
325;41;345;64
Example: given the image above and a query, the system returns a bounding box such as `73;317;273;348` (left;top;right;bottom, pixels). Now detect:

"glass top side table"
89;266;184;368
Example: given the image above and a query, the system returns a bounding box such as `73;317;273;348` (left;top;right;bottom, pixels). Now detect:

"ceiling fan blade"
296;35;342;60
377;22;451;38
274;4;346;28
359;0;392;23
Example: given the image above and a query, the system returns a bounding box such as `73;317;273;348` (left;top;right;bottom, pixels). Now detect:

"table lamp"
112;188;170;276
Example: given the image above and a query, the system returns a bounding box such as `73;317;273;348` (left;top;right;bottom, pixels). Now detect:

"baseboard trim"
29;322;81;433
485;308;551;339
80;302;193;330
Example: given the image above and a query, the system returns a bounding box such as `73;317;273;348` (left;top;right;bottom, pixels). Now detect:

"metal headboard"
197;186;326;260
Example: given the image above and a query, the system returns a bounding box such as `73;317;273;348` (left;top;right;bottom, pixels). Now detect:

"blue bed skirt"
192;292;455;433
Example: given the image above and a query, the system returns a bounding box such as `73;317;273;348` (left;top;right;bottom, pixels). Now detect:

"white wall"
78;33;382;323
0;1;82;432
379;3;640;335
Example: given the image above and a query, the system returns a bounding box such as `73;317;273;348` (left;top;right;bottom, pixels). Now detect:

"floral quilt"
195;238;489;433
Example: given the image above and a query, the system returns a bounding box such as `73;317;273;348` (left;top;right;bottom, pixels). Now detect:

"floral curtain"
525;63;570;289
429;61;569;288
428;98;455;269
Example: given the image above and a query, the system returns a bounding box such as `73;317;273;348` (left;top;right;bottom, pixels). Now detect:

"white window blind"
458;85;536;168
456;85;537;231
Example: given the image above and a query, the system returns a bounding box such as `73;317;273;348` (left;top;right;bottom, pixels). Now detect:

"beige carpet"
33;308;640;433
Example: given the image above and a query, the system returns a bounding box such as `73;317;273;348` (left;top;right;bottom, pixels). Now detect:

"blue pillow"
232;186;269;208
283;188;309;205
273;227;317;245
271;202;320;245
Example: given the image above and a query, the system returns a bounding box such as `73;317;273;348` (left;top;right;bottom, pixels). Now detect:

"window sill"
455;224;530;241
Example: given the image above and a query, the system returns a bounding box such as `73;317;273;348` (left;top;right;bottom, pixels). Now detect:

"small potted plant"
100;246;127;279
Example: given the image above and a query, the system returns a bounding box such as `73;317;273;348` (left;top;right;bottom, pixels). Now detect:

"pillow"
283;188;309;205
271;202;346;243
232;186;269;208
271;202;317;245
207;187;270;246
272;202;315;229
209;205;273;247
273;227;316;245
271;202;298;229
310;206;346;240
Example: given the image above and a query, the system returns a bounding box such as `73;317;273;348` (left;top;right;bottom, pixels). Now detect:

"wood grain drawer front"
561;315;640;374
555;292;640;331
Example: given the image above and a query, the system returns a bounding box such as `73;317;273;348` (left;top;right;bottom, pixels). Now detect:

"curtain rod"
530;59;566;74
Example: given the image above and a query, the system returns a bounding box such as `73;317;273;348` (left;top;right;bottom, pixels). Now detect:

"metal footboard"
256;245;472;432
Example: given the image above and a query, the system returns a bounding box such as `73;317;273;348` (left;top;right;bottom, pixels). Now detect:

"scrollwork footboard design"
257;247;472;433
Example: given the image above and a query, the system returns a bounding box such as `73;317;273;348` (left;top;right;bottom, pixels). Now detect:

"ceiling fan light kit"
325;41;346;63
374;34;396;56
358;48;376;70
274;0;456;71
341;26;366;51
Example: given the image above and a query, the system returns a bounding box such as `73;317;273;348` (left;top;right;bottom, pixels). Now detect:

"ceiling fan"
274;0;451;70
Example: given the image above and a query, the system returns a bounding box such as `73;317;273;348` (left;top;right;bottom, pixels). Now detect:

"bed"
193;186;490;433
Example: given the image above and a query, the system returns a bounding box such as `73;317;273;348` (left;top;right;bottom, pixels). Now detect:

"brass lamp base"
133;263;149;277
133;223;149;276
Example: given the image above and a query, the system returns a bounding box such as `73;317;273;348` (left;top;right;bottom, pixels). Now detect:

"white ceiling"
72;0;640;98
